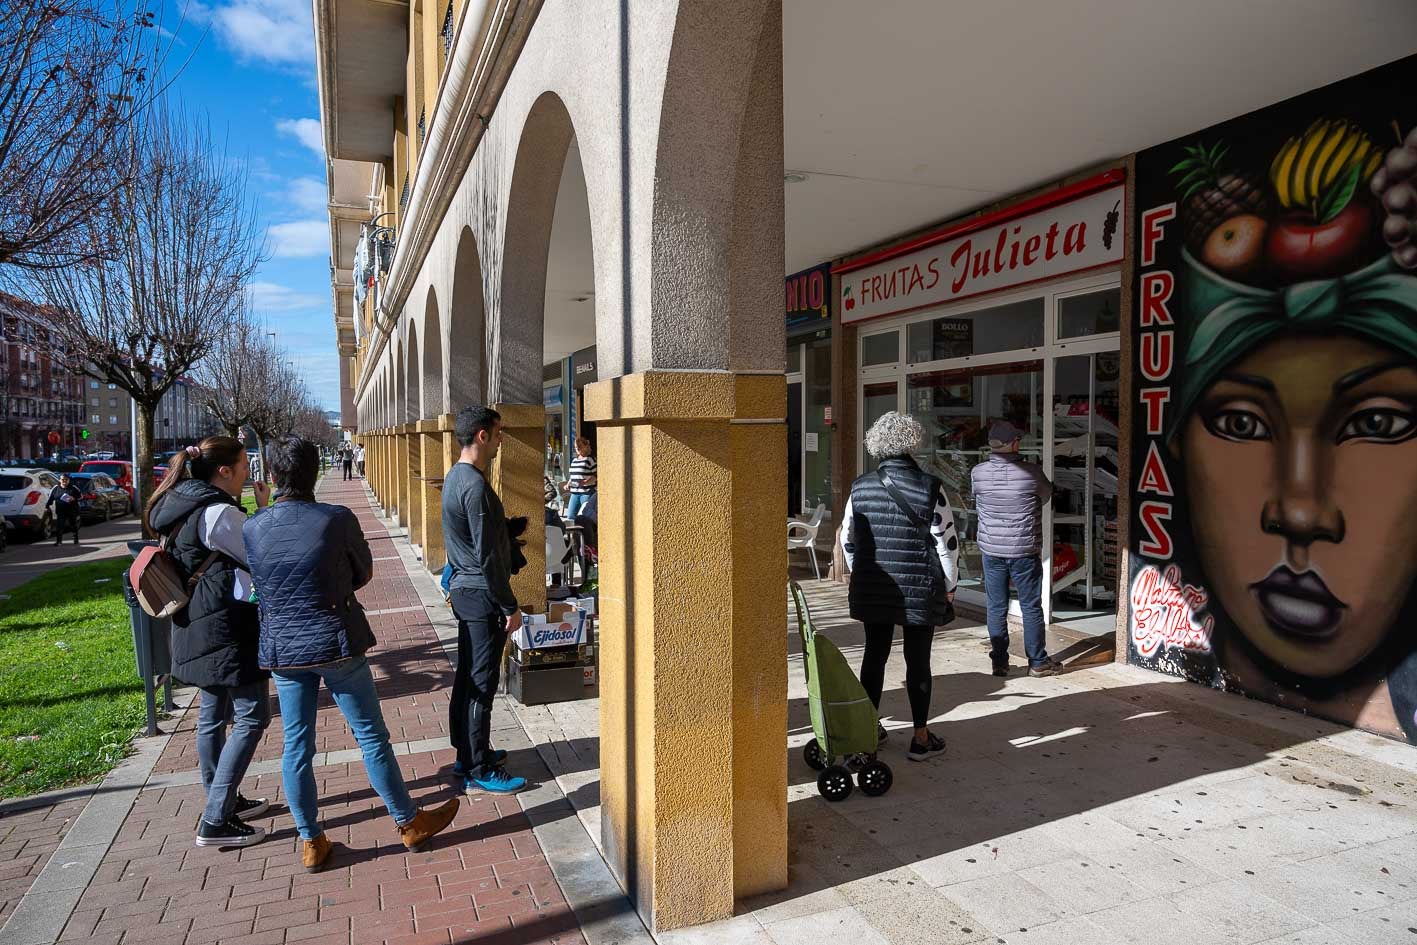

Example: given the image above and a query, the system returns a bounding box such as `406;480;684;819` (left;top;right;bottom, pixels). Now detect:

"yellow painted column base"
419;421;446;574
408;428;425;550
584;371;788;933
489;404;547;613
395;428;410;528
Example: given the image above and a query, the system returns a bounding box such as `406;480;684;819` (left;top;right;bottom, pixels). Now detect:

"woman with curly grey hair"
838;411;959;762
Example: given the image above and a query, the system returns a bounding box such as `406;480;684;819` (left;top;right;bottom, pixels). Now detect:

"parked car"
68;472;132;523
0;468;59;540
90;451;117;460
78;460;135;503
152;465;168;489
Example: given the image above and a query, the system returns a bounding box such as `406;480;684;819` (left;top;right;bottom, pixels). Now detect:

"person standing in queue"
971;420;1060;678
148;438;272;848
244;436;459;872
443;406;525;795
838;412;958;762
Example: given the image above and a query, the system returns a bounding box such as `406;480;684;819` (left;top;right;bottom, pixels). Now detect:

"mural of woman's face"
1180;334;1417;679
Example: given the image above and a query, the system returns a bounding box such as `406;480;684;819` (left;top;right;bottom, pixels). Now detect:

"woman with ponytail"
148;436;273;848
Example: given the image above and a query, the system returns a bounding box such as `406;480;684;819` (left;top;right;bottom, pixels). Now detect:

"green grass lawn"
0;559;150;799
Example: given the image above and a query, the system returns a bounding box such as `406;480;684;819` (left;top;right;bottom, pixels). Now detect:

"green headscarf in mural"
1170;250;1417;438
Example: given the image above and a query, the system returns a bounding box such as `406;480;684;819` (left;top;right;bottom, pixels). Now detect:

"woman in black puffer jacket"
838;411;959;763
148;436;271;848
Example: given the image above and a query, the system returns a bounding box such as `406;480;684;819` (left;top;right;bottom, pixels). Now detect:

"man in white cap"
970;420;1061;678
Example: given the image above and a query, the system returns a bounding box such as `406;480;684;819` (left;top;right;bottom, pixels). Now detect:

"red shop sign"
835;170;1125;324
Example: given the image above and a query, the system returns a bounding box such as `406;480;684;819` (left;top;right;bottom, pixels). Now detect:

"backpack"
129;515;219;618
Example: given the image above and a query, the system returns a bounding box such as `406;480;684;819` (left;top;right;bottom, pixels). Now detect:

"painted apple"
1201;214;1267;278
1265;201;1374;281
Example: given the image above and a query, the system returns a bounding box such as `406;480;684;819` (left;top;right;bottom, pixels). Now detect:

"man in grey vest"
970;420;1061;678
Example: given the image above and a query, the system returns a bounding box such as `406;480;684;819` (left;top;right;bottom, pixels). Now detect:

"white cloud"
267;220;329;258
206;0;314;67
247;281;325;313
276;118;324;158
284;177;327;214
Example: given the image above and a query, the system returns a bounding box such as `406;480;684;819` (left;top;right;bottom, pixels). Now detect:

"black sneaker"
907;732;947;762
234;794;270;820
195;814;266;848
992;660;1010;678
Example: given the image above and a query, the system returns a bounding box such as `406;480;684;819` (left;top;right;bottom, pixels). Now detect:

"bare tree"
34;108;264;515
194;307;263;437
246;347;304;480
0;0;163;272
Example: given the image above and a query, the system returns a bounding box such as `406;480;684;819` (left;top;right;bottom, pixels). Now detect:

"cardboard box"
512;611;589;651
508;659;598;705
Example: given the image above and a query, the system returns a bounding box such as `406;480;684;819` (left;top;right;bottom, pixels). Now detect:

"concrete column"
407;428;425;550
418;420;445;574
584;371;787;932
488;404;546;613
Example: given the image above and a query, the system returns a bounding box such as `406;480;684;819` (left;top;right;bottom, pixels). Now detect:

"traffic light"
80;428;90;440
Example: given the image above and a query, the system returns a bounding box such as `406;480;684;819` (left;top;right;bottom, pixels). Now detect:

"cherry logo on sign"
842;286;855;311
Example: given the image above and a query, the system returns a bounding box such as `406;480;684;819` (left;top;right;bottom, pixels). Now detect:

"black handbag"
877;468;955;626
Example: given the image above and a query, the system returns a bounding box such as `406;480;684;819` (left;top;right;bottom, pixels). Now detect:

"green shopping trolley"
790;581;893;801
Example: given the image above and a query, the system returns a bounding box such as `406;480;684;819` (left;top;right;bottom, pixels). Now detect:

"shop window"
860;330;899;368
1057;288;1121;339
907;298;1044;364
786;342;801;375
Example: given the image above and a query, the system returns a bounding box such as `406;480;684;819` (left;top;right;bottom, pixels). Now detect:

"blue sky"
162;0;339;411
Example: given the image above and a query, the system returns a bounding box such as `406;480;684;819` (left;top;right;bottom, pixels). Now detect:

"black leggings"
860;624;935;729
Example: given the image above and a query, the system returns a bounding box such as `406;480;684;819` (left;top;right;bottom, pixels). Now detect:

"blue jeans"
273;657;417;841
981;553;1049;667
565;492;590;522
197;680;271;825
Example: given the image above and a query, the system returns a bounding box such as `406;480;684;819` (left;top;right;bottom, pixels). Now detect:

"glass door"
907;360;1044;600
860;379;901;474
787;377;803;515
1047;349;1121;624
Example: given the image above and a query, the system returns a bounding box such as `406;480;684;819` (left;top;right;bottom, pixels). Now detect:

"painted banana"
1270;119;1382;210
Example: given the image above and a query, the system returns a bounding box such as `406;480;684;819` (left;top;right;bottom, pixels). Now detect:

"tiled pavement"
0;796;88;926
6;478;593;945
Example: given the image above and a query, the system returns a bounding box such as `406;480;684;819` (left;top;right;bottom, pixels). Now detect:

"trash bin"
125;540;174;736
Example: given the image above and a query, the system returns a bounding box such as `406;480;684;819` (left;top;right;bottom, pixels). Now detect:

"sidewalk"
0;477;611;945
517;581;1417;945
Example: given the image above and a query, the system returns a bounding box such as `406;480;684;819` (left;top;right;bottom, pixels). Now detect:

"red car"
78;460;135;502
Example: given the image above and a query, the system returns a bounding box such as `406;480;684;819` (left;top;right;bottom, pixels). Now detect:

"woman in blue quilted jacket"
244;436;459;873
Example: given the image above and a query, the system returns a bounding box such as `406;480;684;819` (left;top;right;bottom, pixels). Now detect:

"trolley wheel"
857;760;893;797
802;738;826;772
817;765;853;802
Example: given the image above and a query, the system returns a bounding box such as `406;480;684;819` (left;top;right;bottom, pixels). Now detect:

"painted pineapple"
1170;141;1270;254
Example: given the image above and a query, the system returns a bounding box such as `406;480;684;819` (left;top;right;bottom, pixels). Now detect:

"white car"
90;450;117;461
0;467;60;539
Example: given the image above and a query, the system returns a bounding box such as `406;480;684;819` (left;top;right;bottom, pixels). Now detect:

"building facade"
83;375;221;455
0;293;86;460
320;0;1417;931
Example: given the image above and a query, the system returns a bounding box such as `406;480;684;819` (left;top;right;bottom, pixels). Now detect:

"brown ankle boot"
398;798;459;851
301;834;332;872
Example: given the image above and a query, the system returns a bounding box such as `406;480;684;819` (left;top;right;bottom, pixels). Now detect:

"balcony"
314;0;409;165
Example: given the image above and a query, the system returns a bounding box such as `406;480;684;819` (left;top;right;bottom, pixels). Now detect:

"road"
0;514;145;595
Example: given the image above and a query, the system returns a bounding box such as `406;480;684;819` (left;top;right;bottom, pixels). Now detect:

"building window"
107;383;116;390
90;380;99;389
108;415;117;424
91;414;99;424
108;398;117;408
90;398;98;406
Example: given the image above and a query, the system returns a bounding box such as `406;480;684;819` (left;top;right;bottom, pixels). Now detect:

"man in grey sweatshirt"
970;420;1061;678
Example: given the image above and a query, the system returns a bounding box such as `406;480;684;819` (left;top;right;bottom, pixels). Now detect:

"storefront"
543;361;567;479
838;171;1126;631
785;263;833;516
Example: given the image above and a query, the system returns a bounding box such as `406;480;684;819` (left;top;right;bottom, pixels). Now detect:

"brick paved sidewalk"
45;478;587;945
0;794;87;926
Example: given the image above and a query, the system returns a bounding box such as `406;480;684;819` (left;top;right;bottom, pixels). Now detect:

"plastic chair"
787;502;827;580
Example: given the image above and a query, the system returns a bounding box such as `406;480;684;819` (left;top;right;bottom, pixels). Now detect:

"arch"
405;320;422;423
448;225;487;410
493;90;577;404
422;287;445;417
